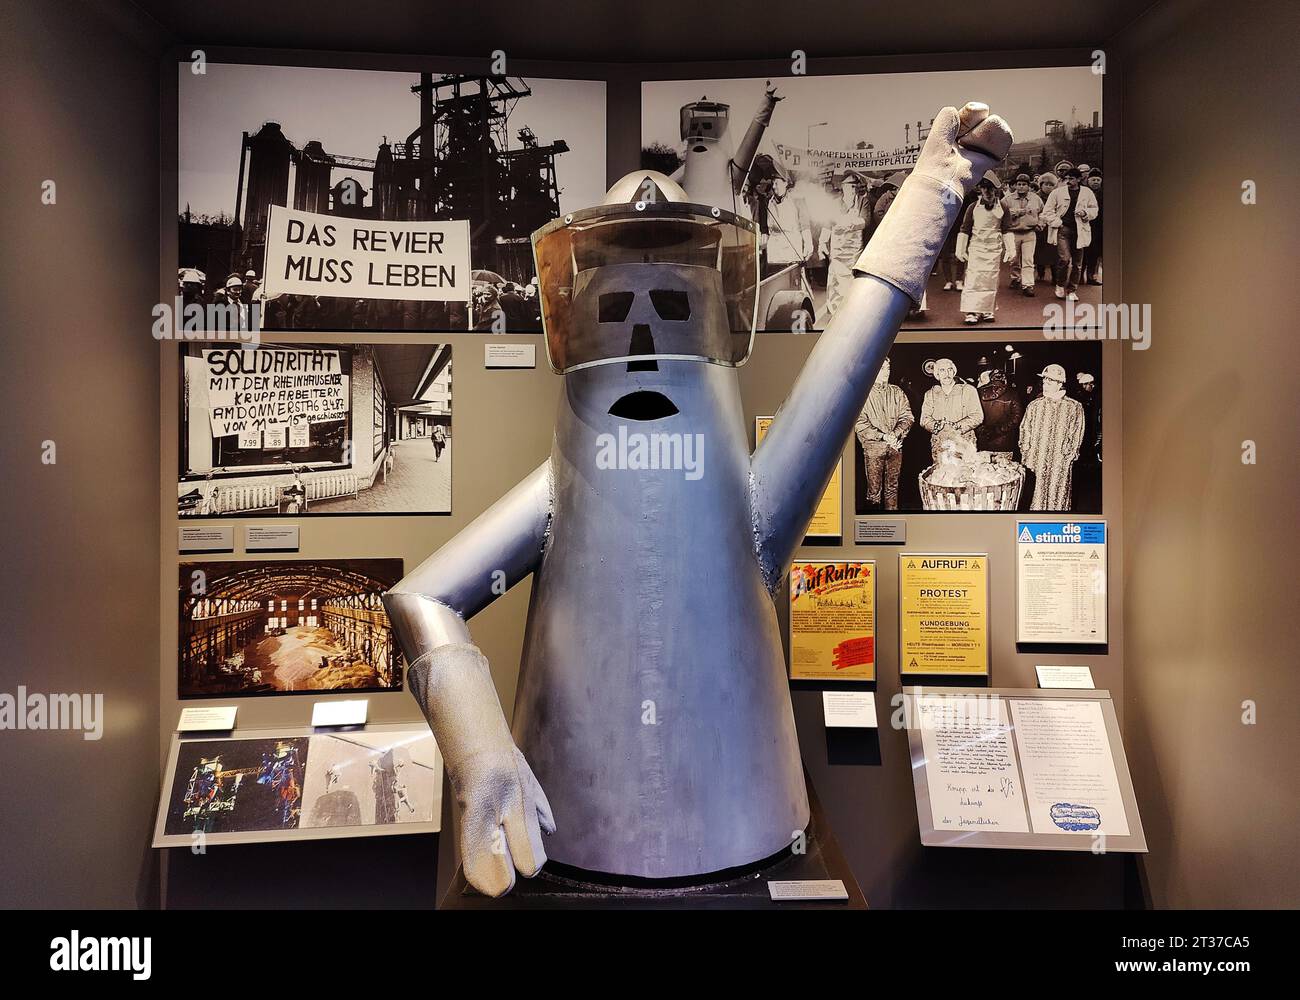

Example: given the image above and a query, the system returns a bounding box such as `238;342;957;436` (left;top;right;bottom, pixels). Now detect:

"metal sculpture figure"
384;101;1013;897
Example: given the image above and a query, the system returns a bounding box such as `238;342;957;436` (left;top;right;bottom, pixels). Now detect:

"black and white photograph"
178;62;606;331
852;340;1103;514
641;66;1104;332
178;343;451;516
178;559;404;698
299;731;441;830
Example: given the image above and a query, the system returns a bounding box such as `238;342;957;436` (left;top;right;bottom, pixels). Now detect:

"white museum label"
177;705;237;732
484;343;537;369
822;690;878;728
246;524;301;552
178;524;234;553
311;699;369;727
1036;665;1096;689
767;879;849;901
1016;522;1108;644
854;518;906;544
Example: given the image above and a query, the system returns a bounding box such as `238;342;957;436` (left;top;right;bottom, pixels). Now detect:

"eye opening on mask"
598;291;634;323
649;289;691;321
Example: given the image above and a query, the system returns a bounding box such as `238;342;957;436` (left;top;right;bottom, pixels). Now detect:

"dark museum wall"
1117;0;1300;909
0;0;168;906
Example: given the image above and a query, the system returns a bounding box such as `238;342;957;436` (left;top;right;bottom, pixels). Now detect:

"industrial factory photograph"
177;343;453;516
852;340;1103;515
642;65;1104;332
177;62;606;332
177;559;404;698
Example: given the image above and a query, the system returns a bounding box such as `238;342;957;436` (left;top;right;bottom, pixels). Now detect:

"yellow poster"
756;416;842;540
789;560;876;681
898;553;989;676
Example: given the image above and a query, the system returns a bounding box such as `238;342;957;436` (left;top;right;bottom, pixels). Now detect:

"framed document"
898;553;989;676
904;687;1146;852
756;416;842;542
1016;521;1108;644
789;560;876;681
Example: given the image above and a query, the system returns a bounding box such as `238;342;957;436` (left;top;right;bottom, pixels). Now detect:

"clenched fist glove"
855;102;1014;304
406;642;555;897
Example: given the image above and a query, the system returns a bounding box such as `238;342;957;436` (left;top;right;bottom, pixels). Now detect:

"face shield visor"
532;201;758;374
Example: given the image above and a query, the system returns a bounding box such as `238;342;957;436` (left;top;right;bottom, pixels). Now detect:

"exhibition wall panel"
154;45;1131;908
1119;0;1300;909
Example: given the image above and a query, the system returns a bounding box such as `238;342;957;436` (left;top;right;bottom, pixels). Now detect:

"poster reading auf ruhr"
756;416;842;540
899;554;989;675
1016;522;1108;644
789;560;876;681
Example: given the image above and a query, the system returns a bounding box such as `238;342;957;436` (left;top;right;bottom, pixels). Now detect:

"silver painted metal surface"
385;101;1008;887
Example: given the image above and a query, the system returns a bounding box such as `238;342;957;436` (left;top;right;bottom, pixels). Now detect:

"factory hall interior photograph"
0;0;1296;980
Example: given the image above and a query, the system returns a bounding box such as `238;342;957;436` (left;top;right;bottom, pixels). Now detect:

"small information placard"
854;519;906;545
178;524;234;554
177;705;238;732
822;690;878;728
484;343;537;369
246;524;301;553
1035;665;1096;689
767;879;849;902
311;699;369;728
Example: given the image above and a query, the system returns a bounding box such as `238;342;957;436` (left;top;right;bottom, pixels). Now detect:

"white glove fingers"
502;805;547;878
513;746;557;835
927;105;960;146
462;804;517;897
957;101;990;135
959;113;1014;161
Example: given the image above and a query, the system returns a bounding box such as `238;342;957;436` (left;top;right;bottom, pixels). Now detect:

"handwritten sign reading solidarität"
201;346;348;439
261;205;471;302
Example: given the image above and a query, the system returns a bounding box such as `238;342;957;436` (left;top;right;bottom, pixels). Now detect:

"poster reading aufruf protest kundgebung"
899;553;989;676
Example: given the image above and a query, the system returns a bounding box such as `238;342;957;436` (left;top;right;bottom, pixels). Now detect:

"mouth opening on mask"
608;391;679;422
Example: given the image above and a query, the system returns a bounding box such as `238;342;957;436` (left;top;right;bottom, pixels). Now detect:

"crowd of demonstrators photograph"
852;341;1103;514
178;62;606;332
177;343;452;516
641;65;1102;331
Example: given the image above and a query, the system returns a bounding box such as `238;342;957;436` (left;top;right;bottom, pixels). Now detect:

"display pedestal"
439;776;866;910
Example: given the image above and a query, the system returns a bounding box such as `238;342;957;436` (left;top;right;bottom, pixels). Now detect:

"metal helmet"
531;170;759;374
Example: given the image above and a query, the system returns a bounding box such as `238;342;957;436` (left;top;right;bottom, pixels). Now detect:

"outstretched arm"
730;82;781;195
751;103;1013;588
382;460;555;898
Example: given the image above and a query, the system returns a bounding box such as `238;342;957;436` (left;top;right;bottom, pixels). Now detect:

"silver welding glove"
406;642;555;897
855;102;1014;304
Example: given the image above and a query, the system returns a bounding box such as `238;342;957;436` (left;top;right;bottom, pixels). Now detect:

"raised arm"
751;103;1013;588
382;460;555;899
730;83;781;196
